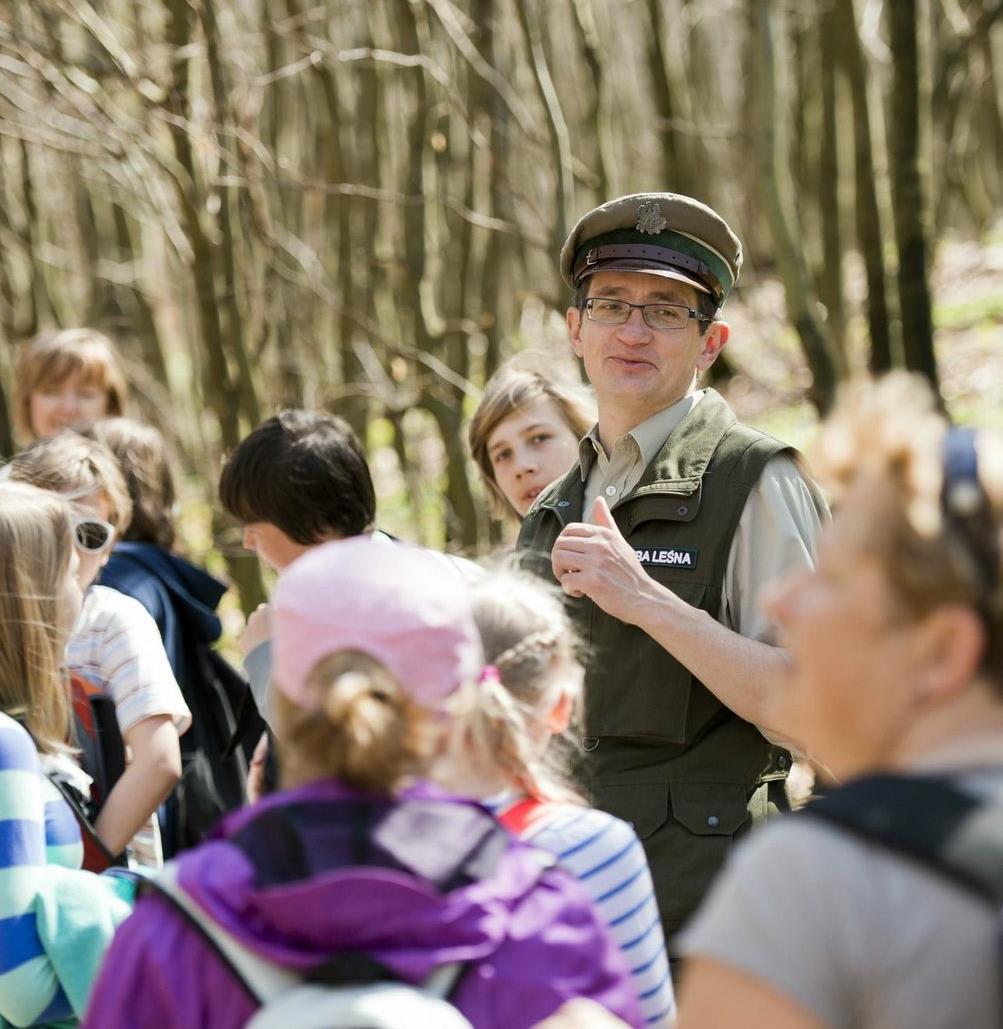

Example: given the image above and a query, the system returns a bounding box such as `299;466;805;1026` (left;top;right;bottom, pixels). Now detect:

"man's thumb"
592;495;618;530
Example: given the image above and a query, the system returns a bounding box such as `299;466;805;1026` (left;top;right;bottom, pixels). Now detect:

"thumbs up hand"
551;496;654;625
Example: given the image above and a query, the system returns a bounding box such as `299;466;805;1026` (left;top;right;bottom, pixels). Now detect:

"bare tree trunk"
888;0;939;391
818;0;845;353
645;0;697;197
164;0;266;613
835;0;895;372
750;0;842;413
571;0;609;199
513;0;574;259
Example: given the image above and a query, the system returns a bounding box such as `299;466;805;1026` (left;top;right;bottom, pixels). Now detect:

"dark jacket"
100;543;262;852
100;542;225;674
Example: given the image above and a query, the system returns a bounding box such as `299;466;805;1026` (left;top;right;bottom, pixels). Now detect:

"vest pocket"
590;781;669;840
668;781;750;835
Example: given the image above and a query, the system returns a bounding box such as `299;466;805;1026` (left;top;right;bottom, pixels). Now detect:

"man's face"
566;270;729;425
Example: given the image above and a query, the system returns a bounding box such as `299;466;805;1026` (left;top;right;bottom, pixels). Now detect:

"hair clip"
478;665;501;685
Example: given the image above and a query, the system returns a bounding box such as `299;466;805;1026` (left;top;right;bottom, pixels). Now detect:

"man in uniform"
517;193;827;945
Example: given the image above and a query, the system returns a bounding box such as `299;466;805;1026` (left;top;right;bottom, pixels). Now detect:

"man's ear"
697;319;730;371
913;605;987;706
567;306;584;359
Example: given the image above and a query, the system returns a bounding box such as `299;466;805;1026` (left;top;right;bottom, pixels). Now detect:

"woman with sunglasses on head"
13;327;129;444
0;481;136;1025
84;536;642;1029
9;432;190;870
676;374;1003;1029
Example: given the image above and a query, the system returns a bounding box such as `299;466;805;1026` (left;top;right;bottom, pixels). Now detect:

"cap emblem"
635;200;667;235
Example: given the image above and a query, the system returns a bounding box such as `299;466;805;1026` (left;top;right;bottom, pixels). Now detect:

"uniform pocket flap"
591;781;668;841
669;781;749;836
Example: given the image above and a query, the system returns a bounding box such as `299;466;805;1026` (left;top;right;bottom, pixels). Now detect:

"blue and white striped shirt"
487;795;675;1026
0;712;83;1025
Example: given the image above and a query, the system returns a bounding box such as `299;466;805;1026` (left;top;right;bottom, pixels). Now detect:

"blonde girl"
0;482;133;1025
440;568;675;1026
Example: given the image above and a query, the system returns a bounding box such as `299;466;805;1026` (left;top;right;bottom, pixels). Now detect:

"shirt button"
605;485;617;497
707;815;720;828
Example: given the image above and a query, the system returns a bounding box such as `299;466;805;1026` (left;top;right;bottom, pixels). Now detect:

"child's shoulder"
530;801;638;851
0;712;40;769
79;585;158;631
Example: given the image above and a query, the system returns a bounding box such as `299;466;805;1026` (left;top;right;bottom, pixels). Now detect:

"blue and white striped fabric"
487;796;675;1026
0;712;82;1025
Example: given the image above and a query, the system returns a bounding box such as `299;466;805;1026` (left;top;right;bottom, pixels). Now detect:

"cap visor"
578;260;711;294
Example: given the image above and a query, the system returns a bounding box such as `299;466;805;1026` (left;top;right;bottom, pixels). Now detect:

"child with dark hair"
219;409;377;564
92;418;261;854
220;410;478;732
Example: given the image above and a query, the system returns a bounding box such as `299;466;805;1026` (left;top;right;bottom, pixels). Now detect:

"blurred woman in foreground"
677;374;1003;1028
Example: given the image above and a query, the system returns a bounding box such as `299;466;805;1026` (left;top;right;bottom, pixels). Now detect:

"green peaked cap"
560;192;743;306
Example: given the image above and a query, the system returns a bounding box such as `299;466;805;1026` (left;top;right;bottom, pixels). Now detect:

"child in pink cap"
85;535;642;1029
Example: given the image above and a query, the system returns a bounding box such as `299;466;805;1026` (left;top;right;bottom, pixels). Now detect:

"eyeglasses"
73;516;115;554
584;297;700;331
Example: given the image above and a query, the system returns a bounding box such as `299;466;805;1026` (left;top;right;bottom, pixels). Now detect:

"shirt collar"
578;391;705;482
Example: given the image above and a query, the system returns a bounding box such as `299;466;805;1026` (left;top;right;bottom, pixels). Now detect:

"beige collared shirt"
580;390;827;644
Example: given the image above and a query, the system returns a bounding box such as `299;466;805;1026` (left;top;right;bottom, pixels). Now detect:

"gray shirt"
679;770;1003;1028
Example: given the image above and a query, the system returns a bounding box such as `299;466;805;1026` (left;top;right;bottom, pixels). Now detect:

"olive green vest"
517;389;794;783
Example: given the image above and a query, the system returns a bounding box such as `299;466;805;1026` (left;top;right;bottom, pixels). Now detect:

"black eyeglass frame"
583;296;700;331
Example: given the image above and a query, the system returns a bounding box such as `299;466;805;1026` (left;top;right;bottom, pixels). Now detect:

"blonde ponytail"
274;650;438;794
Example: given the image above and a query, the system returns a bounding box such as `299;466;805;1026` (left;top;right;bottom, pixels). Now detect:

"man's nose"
616;306;652;342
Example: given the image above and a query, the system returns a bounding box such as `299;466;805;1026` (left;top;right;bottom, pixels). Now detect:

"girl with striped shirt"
438;568;675;1026
0;483;133;1025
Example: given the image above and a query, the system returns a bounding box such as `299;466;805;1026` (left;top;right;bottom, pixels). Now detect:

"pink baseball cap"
272;536;483;710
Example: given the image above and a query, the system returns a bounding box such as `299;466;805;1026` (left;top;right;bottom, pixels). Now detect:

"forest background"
1;0;1002;614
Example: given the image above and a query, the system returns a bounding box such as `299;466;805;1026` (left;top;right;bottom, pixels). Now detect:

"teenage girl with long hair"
0;482;134;1025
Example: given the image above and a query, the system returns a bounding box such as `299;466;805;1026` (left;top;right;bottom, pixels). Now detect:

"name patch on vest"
635;547;698;569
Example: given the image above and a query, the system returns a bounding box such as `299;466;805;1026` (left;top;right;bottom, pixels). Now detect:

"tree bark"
750;0;843;413
888;0;939;391
834;0;896;372
818;0;845;353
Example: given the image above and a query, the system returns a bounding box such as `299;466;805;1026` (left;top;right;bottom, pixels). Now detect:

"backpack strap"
149;863;292;1005
150;863;470;1012
804;774;1003;907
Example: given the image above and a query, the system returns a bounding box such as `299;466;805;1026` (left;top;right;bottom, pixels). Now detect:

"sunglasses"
73;516;115;554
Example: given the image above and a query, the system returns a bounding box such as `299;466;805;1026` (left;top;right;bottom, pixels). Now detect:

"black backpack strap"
804;774;1003;907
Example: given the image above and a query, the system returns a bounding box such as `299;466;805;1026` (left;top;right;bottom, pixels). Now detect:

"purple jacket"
83;779;642;1028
